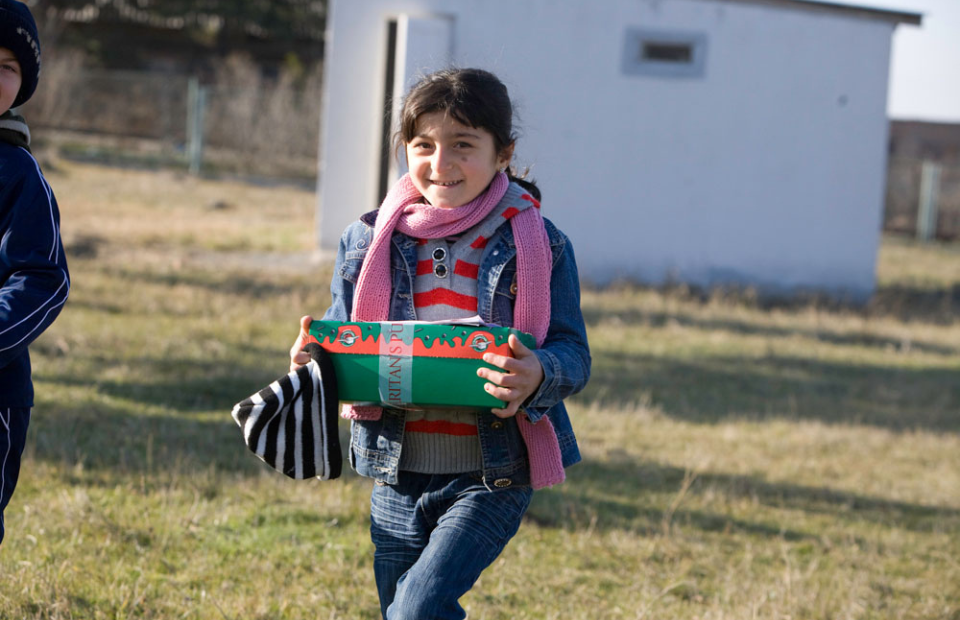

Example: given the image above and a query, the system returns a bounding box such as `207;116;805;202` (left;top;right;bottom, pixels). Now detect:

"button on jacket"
323;209;591;487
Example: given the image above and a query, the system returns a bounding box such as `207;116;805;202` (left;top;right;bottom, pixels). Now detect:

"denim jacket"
322;208;591;488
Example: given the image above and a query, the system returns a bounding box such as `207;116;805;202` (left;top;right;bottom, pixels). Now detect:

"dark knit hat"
0;0;41;108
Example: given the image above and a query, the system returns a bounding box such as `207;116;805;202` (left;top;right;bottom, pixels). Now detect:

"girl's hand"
477;334;544;418
289;315;314;371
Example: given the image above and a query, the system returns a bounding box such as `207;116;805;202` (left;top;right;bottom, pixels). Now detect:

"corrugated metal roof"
57;1;326;40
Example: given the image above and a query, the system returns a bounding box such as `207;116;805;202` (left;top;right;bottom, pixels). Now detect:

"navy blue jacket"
0;142;70;407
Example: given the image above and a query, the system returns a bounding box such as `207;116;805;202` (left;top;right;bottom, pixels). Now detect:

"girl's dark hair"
395;68;541;200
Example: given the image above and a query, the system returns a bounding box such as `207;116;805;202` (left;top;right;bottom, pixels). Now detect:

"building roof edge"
720;0;922;26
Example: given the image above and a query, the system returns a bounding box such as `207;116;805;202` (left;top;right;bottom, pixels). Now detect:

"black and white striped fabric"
231;343;342;480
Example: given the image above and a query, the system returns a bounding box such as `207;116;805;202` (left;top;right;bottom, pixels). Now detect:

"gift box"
304;320;536;411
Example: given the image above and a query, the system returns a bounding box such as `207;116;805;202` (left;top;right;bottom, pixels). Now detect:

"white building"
315;0;920;300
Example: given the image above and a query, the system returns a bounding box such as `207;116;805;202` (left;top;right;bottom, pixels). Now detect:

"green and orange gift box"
303;320;536;411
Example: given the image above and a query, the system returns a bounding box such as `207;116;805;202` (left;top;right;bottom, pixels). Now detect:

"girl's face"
406;111;513;209
0;48;22;115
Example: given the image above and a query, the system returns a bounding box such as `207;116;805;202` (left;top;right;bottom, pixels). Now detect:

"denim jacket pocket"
339;251;366;284
495;266;518;301
490;264;517;326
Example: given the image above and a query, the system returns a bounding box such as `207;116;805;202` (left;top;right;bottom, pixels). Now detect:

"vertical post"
160;74;172;155
187;77;207;175
916;160;942;242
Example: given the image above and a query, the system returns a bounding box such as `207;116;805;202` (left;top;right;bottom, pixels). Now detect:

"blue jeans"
0;407;30;546
370;471;533;620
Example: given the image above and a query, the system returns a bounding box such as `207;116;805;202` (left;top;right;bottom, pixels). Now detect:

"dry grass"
0;159;957;619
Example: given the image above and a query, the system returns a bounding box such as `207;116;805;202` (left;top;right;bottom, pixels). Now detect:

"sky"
831;0;960;122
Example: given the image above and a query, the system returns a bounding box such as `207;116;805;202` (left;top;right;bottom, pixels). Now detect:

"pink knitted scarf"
343;172;565;489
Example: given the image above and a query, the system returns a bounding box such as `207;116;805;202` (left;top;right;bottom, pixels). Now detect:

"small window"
642;42;692;63
622;28;707;79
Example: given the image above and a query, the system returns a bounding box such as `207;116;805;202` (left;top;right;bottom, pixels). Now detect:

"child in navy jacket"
0;0;70;545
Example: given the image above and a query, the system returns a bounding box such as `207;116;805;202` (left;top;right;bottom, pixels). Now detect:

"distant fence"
884;157;960;241
20;55;960;223
22;53;322;180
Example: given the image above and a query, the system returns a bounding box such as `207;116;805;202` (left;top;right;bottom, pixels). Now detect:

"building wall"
318;0;898;299
889;121;960;162
885;121;960;239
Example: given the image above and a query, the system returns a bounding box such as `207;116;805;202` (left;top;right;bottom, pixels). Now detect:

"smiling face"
405;111;514;209
0;48;22;114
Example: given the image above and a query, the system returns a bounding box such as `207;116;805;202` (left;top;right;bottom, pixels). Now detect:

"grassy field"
0;160;958;619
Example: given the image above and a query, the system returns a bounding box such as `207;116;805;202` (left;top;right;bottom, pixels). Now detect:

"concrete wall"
318;0;900;299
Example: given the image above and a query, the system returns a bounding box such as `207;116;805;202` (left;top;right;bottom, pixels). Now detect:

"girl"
290;68;590;619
